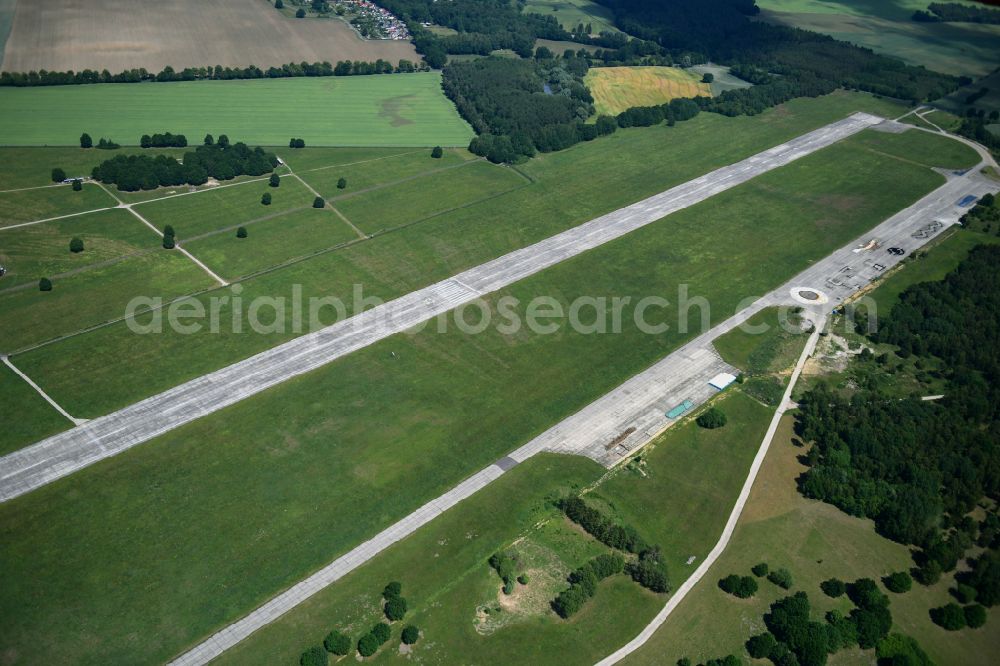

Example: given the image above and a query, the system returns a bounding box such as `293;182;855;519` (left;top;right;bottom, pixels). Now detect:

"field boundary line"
281;158;368;240
0;182;70;194
0;204;115;231
295;149;425;174
2;354;86;426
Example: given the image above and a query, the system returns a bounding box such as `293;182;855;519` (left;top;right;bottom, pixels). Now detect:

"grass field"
0;183;114;227
523;0;619;33
295;147;473;198
757;0;1000;77
0;208;158;288
0;74;474;147
713;307;807;376
932;69;1000;118
4;91;914;411
0;0;417;73
0;121;954;663
0;362;70;456
585;66;712;116
211;390;772;665
688;64;754;95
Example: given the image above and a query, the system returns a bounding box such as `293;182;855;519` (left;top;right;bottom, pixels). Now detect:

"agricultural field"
217;390;773;665
523;0;619;34
757;0;1000;77
585;66;712;116
0;73;474;147
0;116;962;663
0;0;417;73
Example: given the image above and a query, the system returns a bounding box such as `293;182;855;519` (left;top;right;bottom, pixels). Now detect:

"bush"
752;562;769;577
719;574;758;598
269;173;281;187
38;277;53;291
697;407;727;429
852;605;893;648
848;578;888;609
517;574;529;585
80;132;92;148
371;622;391;644
954;583;977;603
296;8;306;18
162;233;175;249
627;558;670;593
702;72;715;83
929;603;966;630
69;237;84;253
401;625;419;645
236;226;247;238
884;571;912;594
875;633;932;666
261;192;272;205
357;633;379;657
289;138;305;148
385;595;407;621
323;629;351;655
383;581;402;600
51;167;66;182
821;578;845;597
337;177;347;189
300;645;327;666
913;560;942;586
964;603;987;628
431;146;443;158
275;0;283;7
313;196;325;208
163;224;175;237
72;179;82;191
767;568;793;589
745;632;777;659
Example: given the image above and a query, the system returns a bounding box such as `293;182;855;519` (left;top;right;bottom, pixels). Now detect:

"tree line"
92;136;278;191
914;3;1000;24
0;59;425;88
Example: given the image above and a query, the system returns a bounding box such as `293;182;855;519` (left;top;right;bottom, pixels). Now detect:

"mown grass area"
0;74;475;147
0;183;114;227
297;147;472;198
850;127;980;169
0;208;157;289
0;146;185;189
217;391;770;665
11;91;914;417
0;362;69;456
758;1;1000;77
713;307;808;375
334;160;527;235
182;208;359;281
523;0;619;33
585;66;712;116
0;117;949;664
134;175;314;239
278;146;418;173
0;251;215;353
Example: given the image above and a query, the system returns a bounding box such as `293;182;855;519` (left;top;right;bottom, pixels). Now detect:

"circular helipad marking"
791;287;829;305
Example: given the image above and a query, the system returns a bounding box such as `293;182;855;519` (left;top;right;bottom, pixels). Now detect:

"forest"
796;244;1000;613
914;3;1000;24
91;137;278;191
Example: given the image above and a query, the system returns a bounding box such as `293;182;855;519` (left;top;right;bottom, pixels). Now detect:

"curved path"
0;112;884;503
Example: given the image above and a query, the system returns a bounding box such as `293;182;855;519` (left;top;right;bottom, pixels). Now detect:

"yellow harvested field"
585;66;712;116
0;0;418;73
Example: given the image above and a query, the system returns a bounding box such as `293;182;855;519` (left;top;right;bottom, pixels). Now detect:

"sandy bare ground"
1;0;417;73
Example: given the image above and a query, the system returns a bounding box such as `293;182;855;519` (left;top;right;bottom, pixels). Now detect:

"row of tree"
914;3;1000;24
140;132;187;148
0;59;425;88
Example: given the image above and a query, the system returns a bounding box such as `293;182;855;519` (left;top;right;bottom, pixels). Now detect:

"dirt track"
0;0;417;73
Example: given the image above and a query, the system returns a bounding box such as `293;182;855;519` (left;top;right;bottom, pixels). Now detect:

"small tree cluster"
289;138;306;148
299;645;326;666
269;173;281;187
140;132;188;148
357;622;391;657
323;629;351;655
80;132;93;148
929;602;966;630
718;574;758;598
560;497;649;554
767;568;793;590
697;407;727;429
626;548;670;593
820;578;845;597
883;571;912;594
488;551;519;594
162;224;176;249
551;552;625;618
751;562;769;577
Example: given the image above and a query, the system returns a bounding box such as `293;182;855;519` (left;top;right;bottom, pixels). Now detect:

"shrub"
702;72;715;84
51;167;66;182
964;603;987;628
751;562;769;577
696;407;727;429
875;634;932;666
357;633;379;657
261;192;272;205
385;595;407;621
337;177;347;189
163;224;175;237
371;622;391;644
745;632;777;659
821;578;845;597
296;8;306;18
883;571;912;594
162;233;175;249
489;551;519;592
929;603;966;630
383;581;402;600
38;277;53;291
313;196;325;208
913;560;942;585
269;173;281;187
719;574;758;598
236;226;247;238
323;629;351;655
517;574;529;585
848;578;888;609
72;179;83;191
289;138;306;148
275;0;283;7
80;133;93;148
627;558;669;593
69;237;84;253
401;625;419;645
431;146;443;159
767;568;793;589
954;583;977;603
300;645;327;666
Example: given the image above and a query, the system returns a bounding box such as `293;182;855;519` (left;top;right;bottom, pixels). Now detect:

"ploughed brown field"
0;0;418;73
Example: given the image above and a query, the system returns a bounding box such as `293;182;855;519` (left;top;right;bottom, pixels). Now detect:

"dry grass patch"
585;66;711;116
